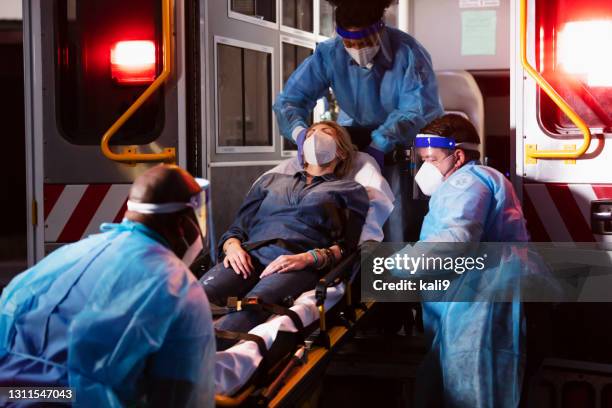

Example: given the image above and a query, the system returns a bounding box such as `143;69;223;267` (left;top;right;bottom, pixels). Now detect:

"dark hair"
327;0;394;29
420;114;481;161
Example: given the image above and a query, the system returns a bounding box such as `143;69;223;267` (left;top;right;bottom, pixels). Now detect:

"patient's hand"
260;253;314;279
223;243;254;279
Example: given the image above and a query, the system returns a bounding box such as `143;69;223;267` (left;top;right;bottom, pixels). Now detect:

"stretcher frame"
214;249;374;407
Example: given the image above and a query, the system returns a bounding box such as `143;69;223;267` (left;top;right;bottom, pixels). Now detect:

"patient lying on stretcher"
200;122;369;346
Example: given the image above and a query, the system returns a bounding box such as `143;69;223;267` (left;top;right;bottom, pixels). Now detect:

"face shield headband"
127;178;209;235
415;134;480;152
336;20;385;40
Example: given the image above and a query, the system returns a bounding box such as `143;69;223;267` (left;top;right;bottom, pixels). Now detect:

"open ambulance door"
512;0;612;243
23;0;200;264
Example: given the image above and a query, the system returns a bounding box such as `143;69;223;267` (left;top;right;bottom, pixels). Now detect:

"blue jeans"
200;258;319;349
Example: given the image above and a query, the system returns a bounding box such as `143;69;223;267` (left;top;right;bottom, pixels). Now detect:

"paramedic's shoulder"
468;163;516;195
387;26;435;67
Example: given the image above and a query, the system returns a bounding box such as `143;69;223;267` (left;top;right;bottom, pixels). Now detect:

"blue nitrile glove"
364;144;385;169
295;128;308;166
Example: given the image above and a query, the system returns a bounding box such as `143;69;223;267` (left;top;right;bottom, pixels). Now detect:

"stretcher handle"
315;250;360;307
520;0;592;160
261;347;306;401
100;0;176;164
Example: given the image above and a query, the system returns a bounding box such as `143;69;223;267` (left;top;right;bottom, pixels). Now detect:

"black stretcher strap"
215;329;268;359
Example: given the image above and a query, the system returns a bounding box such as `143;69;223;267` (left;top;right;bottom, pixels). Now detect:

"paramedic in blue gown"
201;122;369;345
0;165;215;408
273;0;444;242
411;114;529;408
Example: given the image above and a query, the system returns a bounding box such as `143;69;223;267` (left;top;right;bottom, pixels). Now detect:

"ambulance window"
282;0;314;34
229;0;277;27
536;0;612;134
281;40;314;153
319;0;334;38
282;42;313;85
54;0;164;146
216;41;273;151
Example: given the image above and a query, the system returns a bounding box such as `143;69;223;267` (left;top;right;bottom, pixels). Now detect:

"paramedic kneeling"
0;165;215;408
412;114;529;408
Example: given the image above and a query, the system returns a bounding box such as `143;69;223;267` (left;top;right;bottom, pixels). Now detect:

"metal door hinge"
32;199;38;226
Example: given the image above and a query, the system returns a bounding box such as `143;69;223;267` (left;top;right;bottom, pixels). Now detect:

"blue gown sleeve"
273;46;331;140
149;279;215;407
370;45;444;153
421;175;492;243
219;176;270;247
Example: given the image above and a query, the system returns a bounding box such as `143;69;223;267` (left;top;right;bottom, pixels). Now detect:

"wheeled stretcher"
205;154;394;407
212;249;373;407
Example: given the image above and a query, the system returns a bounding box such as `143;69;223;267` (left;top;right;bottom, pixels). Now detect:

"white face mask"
415;155;456;196
303;131;337;165
415;162;444;196
182;233;203;267
345;45;380;68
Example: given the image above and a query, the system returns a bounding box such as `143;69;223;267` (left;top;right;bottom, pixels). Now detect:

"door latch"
591;199;612;235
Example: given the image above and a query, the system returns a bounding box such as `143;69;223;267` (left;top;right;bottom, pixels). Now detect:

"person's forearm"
307;245;342;270
223;237;242;254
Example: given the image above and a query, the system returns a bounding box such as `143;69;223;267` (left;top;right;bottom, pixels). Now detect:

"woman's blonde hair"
307;121;357;178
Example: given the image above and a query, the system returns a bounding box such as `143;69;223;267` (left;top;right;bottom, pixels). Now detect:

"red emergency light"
558;20;612;87
110;40;157;85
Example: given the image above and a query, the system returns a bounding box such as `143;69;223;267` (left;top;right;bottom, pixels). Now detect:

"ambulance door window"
280;39;314;154
216;40;273;151
54;0;165;146
282;0;314;34
537;0;612;134
229;0;277;27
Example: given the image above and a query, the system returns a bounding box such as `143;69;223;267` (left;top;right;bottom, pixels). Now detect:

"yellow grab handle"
100;0;176;164
520;0;592;160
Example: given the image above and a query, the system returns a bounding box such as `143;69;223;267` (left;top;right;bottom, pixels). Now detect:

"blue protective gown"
417;162;529;408
273;26;444;153
0;220;215;408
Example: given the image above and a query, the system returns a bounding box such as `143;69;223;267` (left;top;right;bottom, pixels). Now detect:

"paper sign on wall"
461;10;497;56
460;0;500;8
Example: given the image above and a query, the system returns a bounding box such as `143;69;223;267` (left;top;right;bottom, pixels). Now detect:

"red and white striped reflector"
523;183;612;242
44;184;130;243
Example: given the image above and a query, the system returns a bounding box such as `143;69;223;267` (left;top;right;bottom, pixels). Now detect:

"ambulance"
15;0;612;405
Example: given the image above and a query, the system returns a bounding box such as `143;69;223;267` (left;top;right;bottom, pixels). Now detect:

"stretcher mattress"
215;284;346;396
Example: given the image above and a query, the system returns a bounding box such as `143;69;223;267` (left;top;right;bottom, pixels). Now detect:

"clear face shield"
126;178;216;266
413;134;481;196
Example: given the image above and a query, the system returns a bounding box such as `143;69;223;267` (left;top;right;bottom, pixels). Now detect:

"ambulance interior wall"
409;0;511;176
0;19;25;290
0;0;21;21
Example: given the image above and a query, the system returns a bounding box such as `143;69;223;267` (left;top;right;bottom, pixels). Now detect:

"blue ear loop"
336;20;385;40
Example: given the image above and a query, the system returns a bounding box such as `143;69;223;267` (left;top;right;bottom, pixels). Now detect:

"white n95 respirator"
303;131;337;166
345;45;381;68
414;162;445;196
